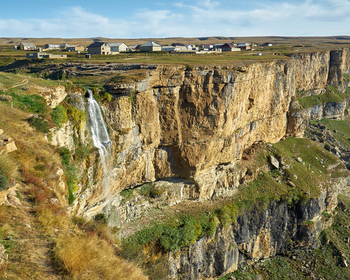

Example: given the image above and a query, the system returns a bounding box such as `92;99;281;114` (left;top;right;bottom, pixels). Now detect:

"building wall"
88;45;111;55
140;46;162;52
221;47;241;52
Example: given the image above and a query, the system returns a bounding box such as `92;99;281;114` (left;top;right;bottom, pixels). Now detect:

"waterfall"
86;88;111;188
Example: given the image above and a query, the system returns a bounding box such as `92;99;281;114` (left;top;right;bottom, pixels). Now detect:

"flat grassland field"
1;36;350;66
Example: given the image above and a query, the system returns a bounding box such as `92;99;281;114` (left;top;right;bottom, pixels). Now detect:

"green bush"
0;173;8;191
59;147;71;166
59;147;79;205
51;105;68;128
159;226;181;251
28;117;50;133
67;107;85;128
94;213;107;224
140;183;164;198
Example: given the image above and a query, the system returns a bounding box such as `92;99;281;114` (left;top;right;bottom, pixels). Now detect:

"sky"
0;0;350;38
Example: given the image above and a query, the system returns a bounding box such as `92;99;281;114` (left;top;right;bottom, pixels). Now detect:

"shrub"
94;213;107;224
51;105;68;128
59;147;71;166
140;183;164;198
0;173;8;191
120;189;135;204
159;226;181;251
28;116;50;133
66;107;85;128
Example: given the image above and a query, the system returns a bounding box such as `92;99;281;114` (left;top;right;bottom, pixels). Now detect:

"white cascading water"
86;88;111;189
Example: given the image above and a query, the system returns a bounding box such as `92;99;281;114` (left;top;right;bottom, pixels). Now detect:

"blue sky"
0;0;350;38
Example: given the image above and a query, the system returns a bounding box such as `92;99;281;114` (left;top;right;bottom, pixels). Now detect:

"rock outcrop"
0;129;17;154
168;175;350;279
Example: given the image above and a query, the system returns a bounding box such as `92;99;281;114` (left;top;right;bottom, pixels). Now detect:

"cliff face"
70;60;298;220
61;49;350;222
168;177;350;279
48;48;350;278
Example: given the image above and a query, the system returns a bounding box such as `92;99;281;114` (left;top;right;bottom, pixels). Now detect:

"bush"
140;183;164;198
0;173;8;191
28;116;50;133
66;107;85;128
94;213;107;224
51;105;68;128
59;147;71;166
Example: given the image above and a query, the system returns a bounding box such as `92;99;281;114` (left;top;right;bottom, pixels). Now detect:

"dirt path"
10;79;28;89
1;187;64;280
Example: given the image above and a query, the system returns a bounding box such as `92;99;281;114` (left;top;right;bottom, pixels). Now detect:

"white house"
162;46;176;52
109;43;128;54
45;44;60;50
139;41;162;52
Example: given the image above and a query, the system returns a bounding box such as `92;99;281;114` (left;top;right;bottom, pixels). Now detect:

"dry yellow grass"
36;208;71;232
0;154;18;183
55;234;147;280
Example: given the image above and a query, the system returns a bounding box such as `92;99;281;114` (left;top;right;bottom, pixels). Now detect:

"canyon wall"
48;48;350;278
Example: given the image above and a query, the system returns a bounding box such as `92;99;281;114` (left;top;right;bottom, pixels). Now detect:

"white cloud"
0;1;349;38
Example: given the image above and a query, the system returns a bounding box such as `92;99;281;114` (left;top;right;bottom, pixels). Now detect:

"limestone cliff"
69;49;350;220
46;48;350;279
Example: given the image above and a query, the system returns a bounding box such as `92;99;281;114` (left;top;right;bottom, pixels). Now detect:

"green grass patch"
120;189;135;204
0;91;47;114
297;85;350;109
59;147;80;205
316;117;350;151
122;213;218;259
140;183;165;198
343;73;350;82
50;105;68;128
28;116;50;133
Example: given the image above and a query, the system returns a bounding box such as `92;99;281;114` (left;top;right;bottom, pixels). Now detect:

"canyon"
2;48;350;279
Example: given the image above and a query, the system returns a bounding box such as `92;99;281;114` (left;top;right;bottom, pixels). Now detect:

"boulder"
269;155;280;169
0;95;12;102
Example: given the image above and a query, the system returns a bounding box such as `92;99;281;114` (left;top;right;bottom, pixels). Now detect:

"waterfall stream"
86;88;111;189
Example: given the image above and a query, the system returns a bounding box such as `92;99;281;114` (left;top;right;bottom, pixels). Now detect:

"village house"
185;44;197;51
162;46;176;52
44;44;60;50
171;43;187;51
213;43;223;48
60;43;74;49
237;42;251;50
219;43;241;52
200;44;213;50
18;42;37;51
26;53;67;59
139;41;162;52
66;45;85;52
87;42;111;55
109;43;128;54
127;45;136;52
